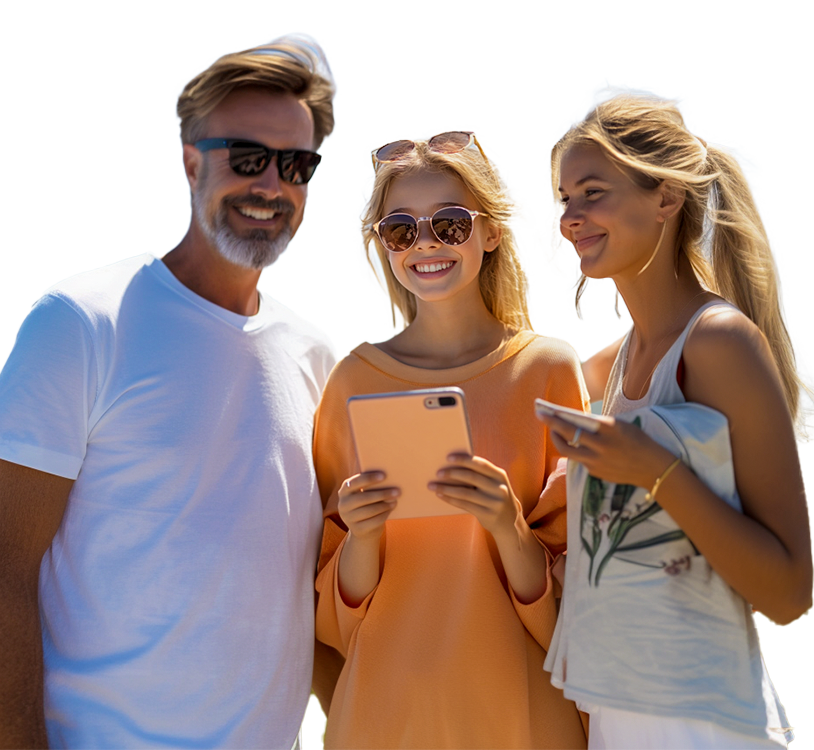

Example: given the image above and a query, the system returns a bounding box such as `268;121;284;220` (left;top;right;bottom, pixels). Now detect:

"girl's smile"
381;170;499;306
558;144;666;281
410;258;457;277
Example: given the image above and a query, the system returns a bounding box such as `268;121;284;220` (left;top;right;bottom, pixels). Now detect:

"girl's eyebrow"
558;175;610;193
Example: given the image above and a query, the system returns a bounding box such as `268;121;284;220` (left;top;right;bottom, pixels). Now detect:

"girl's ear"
483;221;502;253
657;182;685;222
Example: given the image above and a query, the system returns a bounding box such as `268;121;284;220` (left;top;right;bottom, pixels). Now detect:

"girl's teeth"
415;261;453;273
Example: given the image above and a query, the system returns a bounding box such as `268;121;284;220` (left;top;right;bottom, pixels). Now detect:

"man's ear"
657;182;684;222
483;222;502;253
183;144;203;193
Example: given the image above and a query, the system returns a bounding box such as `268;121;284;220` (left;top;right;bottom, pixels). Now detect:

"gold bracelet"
645;457;682;501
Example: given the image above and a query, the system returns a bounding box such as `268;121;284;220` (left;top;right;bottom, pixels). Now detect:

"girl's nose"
413;217;441;250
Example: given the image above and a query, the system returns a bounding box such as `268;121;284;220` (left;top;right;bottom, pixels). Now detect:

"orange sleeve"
313;357;382;656
526;343;590;557
507;341;589;649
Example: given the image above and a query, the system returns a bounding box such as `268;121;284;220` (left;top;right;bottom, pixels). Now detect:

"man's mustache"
225;195;295;215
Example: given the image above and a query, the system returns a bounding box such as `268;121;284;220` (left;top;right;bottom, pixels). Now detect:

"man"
0;36;335;749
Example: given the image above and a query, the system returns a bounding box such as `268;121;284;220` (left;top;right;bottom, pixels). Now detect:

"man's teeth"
414;261;454;273
237;206;278;220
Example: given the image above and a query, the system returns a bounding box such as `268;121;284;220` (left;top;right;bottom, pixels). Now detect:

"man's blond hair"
177;35;335;148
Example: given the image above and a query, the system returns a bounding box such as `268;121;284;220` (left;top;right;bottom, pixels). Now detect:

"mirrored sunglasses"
373;206;486;253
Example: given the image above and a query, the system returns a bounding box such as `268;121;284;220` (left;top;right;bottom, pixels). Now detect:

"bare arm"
0;460;73;749
541;312;812;624
336;472;397;607
675;313;812;621
581;337;624;403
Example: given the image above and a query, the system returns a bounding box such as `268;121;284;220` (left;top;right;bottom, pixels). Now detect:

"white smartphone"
347;388;473;520
534;398;602;433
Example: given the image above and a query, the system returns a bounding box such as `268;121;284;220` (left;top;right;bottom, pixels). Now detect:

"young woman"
313;132;589;749
538;95;812;749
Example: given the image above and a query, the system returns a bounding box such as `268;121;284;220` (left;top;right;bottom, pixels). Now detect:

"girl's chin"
580;261;607;280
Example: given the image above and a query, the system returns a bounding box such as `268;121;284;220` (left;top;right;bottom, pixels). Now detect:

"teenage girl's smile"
410;258;457;277
381;170;499;304
558;144;665;280
572;232;606;254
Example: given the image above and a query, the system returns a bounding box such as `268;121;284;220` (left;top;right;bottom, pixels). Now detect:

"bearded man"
0;36;335;749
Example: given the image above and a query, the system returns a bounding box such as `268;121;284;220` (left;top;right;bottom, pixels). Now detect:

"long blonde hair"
552;94;802;421
362;139;531;330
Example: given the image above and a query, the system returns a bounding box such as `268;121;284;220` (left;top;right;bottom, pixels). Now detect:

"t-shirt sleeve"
508;343;589;648
0;294;97;479
312;361;374;656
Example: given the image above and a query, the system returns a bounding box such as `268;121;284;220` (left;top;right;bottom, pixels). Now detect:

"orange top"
314;331;590;749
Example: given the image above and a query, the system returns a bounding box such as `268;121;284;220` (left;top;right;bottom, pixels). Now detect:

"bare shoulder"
684;306;775;378
682;306;787;416
581;336;625;402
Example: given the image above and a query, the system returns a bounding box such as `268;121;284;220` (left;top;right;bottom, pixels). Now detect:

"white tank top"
545;301;792;743
604;300;732;415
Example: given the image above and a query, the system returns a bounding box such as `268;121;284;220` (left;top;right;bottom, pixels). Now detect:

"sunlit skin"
336;169;552;609
537;144;812;625
163;89;315;316
558;144;668;284
375;171;505;370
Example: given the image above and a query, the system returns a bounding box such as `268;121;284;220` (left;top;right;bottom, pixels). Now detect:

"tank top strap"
604;301;736;415
603;331;632;414
651;300;739;403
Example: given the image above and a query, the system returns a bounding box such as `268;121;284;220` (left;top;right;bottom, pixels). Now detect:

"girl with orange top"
313;132;589;749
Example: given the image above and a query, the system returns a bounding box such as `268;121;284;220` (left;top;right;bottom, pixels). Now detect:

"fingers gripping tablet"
347;388;473;520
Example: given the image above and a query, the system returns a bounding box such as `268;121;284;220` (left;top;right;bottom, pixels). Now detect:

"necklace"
623;291;712;400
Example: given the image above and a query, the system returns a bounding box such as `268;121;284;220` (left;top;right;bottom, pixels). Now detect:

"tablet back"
347;388;472;520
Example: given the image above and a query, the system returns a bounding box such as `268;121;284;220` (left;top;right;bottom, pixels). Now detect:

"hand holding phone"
534;398;602;433
338;470;399;540
347;388;473;520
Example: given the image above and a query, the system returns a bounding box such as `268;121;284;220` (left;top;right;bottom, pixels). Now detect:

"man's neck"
163;227;262;316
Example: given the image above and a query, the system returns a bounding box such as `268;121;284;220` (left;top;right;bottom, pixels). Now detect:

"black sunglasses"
194;138;321;185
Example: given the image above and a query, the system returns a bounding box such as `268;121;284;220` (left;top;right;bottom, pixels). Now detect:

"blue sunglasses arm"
194;138;231;152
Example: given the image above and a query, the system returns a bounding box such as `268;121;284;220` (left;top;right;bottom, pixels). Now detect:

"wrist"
634;444;676;491
645;456;682;501
347;527;384;548
491;512;530;547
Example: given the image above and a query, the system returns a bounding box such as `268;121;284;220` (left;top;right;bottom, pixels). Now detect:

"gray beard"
194;190;294;270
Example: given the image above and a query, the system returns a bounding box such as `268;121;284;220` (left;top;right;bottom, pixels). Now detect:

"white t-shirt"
0;255;335;749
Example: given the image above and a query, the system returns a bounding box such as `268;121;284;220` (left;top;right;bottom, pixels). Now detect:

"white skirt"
588;705;789;749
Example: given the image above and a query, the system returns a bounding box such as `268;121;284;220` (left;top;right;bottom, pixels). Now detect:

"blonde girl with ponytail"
538;94;812;749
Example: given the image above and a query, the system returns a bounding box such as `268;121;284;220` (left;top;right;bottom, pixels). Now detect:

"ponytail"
705;147;801;421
